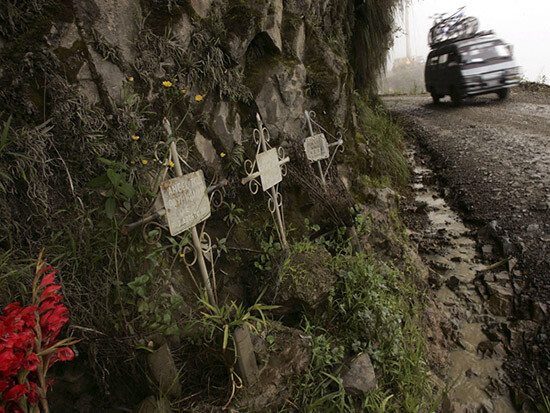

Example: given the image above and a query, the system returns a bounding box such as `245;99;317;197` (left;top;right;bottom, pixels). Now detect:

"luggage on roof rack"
428;8;479;49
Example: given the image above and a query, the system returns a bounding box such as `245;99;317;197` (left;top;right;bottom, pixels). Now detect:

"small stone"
341;353;376;395
486;282;514;316
445;276;460;291
482;244;493;258
526;223;539;232
494;271;510;284
532;301;548;322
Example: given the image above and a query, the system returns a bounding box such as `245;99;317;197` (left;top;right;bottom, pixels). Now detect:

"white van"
424;32;521;105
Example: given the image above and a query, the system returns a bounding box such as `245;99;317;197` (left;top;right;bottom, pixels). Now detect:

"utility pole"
405;3;412;61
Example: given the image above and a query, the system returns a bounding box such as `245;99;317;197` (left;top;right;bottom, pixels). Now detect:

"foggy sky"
389;0;550;82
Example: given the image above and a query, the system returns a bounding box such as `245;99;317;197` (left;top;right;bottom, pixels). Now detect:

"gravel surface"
384;87;549;300
383;85;550;400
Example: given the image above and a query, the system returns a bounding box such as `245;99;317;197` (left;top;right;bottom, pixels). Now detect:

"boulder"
341;353;376;395
263;0;283;52
189;0;213;18
76;62;100;104
211;100;242;150
88;48;125;102
172;13;193;51
58;22;80;49
362;187;398;211
292;22;306;61
269;246;336;312
194;131;221;170
85;0;138;63
254;62;306;139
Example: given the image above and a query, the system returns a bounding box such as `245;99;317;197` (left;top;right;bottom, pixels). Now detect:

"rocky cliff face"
0;0;400;409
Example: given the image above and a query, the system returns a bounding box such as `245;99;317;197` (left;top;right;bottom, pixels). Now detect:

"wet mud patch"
403;146;521;412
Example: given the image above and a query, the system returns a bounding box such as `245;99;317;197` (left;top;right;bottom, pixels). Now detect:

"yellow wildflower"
162;81;173;87
141;159;148;165
180;253;185;258
220;152;226;158
180;89;186;94
195;94;204;102
169;161;175;168
129;76;134;82
131;135;140;141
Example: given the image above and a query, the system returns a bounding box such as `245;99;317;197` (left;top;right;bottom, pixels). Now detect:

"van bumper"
461;75;520;96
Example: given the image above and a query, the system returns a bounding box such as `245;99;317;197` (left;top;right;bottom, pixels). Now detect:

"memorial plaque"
160;170;211;236
304;133;329;162
256;148;282;191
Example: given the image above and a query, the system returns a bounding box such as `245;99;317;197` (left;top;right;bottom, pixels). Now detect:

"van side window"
439;54;448;64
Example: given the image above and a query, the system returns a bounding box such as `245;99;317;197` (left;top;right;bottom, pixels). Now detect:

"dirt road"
383;85;550;404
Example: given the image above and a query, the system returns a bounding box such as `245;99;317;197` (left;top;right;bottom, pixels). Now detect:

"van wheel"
497;88;509;100
450;87;462;106
431;92;441;104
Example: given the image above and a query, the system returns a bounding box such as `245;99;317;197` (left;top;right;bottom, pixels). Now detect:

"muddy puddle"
408;150;516;412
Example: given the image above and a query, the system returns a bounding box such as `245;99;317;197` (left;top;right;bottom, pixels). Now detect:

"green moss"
223;1;263;39
244;54;296;95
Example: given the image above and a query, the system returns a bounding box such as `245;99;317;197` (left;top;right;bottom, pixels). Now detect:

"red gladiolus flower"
3;302;21;314
39;265;54;275
1;255;78;413
0;379;10;392
2;383;28;402
23;353;40;371
56;347;75;362
39;270;57;289
40;285;62;302
27;382;39;404
0;350;23;376
38;298;60;313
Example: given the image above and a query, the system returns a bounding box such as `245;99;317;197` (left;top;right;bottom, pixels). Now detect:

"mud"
407;149;516;411
385;86;550;404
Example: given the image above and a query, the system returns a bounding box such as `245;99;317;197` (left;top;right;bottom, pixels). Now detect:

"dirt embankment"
383;86;550;403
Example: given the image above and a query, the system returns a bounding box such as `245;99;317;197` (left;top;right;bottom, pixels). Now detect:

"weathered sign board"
256;148;283;191
160;170;211;236
304;133;330;162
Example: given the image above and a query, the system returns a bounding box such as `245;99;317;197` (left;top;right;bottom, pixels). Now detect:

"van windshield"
461;44;511;64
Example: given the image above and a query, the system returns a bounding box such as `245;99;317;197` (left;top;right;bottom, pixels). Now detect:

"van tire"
497;88;509;100
450;87;462;106
431;92;441;104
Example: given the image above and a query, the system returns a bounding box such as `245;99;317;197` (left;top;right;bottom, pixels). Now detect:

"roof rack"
429;30;495;49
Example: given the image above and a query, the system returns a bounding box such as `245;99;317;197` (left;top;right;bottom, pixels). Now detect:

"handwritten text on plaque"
304;133;329;162
160;170;211;236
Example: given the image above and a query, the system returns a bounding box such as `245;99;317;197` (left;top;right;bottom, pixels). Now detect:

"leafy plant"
223;202;244;226
87;158;136;219
254;235;282;271
193;292;278;407
288;254;438;412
